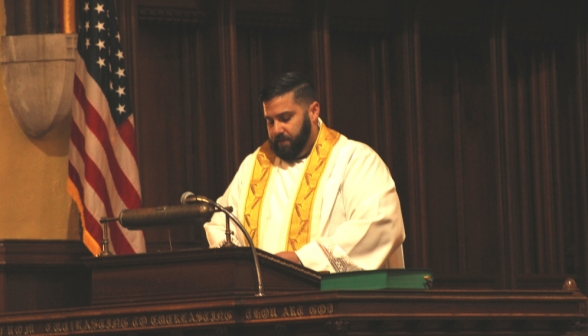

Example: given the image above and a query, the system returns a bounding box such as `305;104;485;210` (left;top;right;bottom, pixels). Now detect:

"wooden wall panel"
236;25;310;157
133;22;205;250
456;39;499;278
503;0;587;289
113;0;588;292
507;38;586;283
134;23;192;206
387;4;429;270
419;35;461;276
330;32;378;146
120;1;224;250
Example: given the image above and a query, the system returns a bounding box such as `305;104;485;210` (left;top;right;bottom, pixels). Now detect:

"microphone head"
180;191;195;205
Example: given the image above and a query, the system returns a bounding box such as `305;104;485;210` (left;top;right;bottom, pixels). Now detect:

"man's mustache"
273;134;292;143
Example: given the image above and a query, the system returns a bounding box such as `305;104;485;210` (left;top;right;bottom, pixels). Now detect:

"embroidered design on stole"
243;142;275;246
286;126;340;251
244;125;340;249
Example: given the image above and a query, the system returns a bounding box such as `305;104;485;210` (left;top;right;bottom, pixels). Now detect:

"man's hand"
275;251;301;265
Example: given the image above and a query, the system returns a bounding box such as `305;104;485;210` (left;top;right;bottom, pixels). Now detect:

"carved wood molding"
330;17;396;33
235;12;300;29
0;289;584;335
137;6;209;25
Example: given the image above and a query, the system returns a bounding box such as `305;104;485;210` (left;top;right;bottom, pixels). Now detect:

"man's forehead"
263;92;297;115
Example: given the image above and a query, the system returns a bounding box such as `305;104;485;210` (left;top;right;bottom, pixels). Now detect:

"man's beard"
270;114;312;161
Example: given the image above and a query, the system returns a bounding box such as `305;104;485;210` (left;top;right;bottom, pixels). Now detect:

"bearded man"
204;72;405;273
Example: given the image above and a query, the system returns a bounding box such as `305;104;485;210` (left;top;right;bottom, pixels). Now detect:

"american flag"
67;0;145;255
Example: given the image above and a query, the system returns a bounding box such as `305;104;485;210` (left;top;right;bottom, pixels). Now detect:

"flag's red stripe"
70;111;136;254
70;120;115;216
71;159;134;254
68;161;103;243
118;118;138;163
109;227;137;255
74;75;141;209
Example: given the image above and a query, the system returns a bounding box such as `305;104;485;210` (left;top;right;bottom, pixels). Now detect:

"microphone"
118;203;215;230
181;191;207;205
181;191;233;212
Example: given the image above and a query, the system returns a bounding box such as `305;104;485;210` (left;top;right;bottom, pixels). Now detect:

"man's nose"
270;121;284;135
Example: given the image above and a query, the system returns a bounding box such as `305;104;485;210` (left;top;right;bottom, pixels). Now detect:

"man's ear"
309;101;320;121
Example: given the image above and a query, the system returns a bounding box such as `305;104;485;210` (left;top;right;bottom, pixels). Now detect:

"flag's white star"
95;3;105;14
116;86;126;97
96;21;105;32
116;50;124;60
85;21;90;31
116;68;125;78
85;38;90;48
84;2;89;11
110;81;114;90
116;104;126;114
115;32;120;41
96;39;105;50
96;57;106;68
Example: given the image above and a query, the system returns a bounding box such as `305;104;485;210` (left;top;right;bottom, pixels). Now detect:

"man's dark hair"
260;72;317;107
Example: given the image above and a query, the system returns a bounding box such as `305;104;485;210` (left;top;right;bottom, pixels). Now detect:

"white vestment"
204;132;406;273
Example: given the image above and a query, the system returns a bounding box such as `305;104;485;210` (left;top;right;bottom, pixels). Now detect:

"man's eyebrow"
265;111;295;120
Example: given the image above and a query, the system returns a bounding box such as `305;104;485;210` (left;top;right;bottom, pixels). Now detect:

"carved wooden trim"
137;6;209;25
0;289;584;334
0;240;91;265
324;319;350;335
236;12;300;28
330;16;395;33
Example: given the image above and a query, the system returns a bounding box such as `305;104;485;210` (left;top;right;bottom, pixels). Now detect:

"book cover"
320;269;433;290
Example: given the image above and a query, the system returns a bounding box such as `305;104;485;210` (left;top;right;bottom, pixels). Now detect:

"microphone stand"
194;195;265;297
98;218;112;256
220;208;236;248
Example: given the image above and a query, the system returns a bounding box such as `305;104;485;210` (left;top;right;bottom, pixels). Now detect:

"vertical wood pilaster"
308;0;332;124
401;2;428;269
576;3;588;292
490;2;516;289
217;0;241;180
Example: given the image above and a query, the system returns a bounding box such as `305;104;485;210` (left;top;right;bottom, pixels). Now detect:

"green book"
320;269;433;290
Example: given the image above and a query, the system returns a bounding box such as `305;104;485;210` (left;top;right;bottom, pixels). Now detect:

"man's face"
263;92;313;161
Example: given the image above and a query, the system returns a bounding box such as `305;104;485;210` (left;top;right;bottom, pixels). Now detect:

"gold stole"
243;125;340;250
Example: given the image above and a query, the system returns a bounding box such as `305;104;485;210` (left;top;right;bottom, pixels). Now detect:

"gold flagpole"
62;0;76;34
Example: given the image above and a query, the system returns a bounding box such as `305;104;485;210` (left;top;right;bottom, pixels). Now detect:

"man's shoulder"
236;147;264;171
336;137;381;158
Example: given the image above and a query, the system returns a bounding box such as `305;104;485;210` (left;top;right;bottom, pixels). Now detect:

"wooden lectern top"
84;247;321;305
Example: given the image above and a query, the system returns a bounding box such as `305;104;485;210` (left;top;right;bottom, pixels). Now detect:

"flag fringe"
67;177;102;256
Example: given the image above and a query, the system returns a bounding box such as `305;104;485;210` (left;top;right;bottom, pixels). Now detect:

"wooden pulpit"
0;243;585;335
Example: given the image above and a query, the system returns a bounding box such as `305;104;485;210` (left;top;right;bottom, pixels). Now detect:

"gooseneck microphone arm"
181;192;234;248
181;192;265;297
